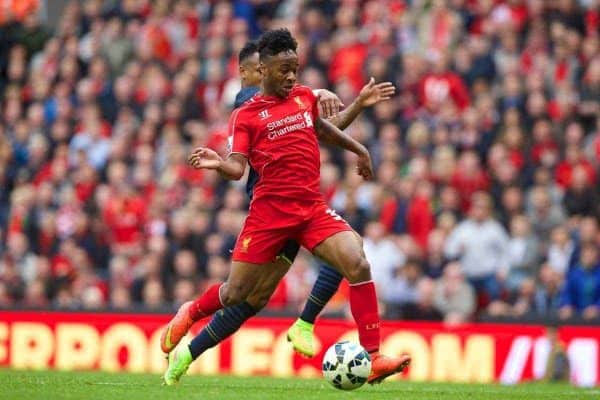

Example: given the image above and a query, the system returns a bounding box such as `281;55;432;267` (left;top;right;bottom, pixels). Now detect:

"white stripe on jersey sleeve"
228;108;245;155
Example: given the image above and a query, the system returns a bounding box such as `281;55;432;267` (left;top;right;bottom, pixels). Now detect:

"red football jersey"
229;85;322;202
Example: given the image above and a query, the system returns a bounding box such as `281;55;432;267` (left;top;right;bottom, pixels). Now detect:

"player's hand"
358;77;395;107
356;150;374;181
188;147;222;170
317;89;344;119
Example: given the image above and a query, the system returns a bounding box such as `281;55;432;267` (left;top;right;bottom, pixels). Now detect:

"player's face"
239;52;261;87
261;50;298;98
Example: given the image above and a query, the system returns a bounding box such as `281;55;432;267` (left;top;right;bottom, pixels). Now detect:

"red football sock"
189;283;224;321
349;280;380;354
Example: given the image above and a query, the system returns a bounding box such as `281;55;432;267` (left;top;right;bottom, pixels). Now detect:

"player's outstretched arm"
188;147;247;180
327;77;395;130
315;117;373;180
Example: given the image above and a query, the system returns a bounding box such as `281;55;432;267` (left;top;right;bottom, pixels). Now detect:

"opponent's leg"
298;264;343;324
163;260;266;384
186;301;258;359
272;236;344;357
312;230;411;384
269;241;325;357
186;258;290;361
161;261;264;353
163;257;293;385
287;264;343;357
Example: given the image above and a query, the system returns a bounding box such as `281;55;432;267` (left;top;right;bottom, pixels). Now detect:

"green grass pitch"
0;370;598;400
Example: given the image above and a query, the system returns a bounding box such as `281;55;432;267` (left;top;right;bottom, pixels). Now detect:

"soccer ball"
322;341;371;390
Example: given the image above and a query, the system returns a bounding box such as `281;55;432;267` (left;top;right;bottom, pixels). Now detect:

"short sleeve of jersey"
299;85;319;121
228;108;250;156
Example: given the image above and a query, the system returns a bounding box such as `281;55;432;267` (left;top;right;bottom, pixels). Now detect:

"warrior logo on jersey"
258;109;271;120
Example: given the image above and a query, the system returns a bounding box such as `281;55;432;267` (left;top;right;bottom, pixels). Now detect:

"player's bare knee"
345;256;372;284
221;291;243;306
221;282;251;306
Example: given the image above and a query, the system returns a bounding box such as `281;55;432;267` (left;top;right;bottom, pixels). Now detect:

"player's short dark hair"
256;28;297;61
239;41;258;64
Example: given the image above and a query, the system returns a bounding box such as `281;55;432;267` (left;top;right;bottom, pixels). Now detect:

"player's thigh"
245;240;299;308
311;230;371;284
245;258;291;309
222;261;265;305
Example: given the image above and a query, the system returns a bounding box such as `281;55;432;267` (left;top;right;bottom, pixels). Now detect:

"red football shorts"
232;197;352;264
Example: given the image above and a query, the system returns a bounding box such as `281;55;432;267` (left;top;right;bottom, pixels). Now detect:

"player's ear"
258;61;266;77
239;64;248;79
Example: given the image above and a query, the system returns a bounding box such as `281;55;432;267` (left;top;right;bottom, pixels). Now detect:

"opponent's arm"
314;117;373;180
327;78;395;130
313;89;343;119
188;148;247;181
326;96;364;131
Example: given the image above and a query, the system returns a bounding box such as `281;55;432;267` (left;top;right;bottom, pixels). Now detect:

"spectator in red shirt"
407;181;435;251
555;145;596;189
450;150;489;212
328;30;368;94
101;162;147;254
419;50;470;114
530;119;560;168
102;190;147;250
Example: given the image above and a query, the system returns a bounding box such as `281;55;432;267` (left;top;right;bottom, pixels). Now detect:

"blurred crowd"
1;0;600;324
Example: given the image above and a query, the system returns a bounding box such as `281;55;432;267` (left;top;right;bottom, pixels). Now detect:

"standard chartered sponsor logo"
266;113;303;130
267;112;312;140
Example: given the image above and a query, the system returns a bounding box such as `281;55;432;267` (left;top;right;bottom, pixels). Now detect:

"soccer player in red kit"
160;42;397;360
163;29;410;385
